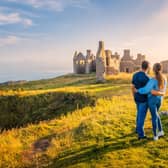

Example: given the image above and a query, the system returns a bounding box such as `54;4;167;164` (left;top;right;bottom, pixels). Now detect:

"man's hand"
151;90;165;96
134;87;137;93
131;85;137;95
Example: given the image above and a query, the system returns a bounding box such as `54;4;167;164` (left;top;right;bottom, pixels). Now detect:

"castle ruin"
120;50;146;73
73;50;96;74
73;41;147;81
161;60;168;73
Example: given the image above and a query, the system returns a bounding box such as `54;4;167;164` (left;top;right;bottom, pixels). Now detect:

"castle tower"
105;50;112;66
73;51;78;73
136;53;145;62
134;53;146;71
86;50;91;59
96;41;106;82
123;49;131;60
120;49;134;73
105;50;120;75
85;50;93;74
161;60;168;73
113;52;120;59
73;52;86;74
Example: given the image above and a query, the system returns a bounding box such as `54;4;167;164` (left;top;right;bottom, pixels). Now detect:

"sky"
0;0;168;82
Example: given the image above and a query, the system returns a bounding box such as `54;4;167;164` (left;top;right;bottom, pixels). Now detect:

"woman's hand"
151;90;165;96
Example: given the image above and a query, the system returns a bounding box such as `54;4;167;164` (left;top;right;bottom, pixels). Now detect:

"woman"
136;63;167;141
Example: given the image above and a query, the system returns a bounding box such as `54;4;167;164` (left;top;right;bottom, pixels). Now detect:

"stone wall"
120;50;145;73
85;50;93;74
73;41;147;75
120;61;135;73
73;52;86;74
161;60;168;73
105;50;120;75
106;67;119;75
96;41;106;82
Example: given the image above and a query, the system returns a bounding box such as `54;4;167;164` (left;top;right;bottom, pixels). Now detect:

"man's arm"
151;90;165;96
131;84;136;96
131;74;137;96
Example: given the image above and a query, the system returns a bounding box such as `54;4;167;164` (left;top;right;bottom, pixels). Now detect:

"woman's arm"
151;78;167;96
151;90;165;96
138;79;155;94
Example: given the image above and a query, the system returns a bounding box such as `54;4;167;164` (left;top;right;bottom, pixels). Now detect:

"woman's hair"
153;63;165;89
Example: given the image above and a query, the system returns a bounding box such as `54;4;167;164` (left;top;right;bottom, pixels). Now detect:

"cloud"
141;0;168;33
152;2;168;27
0;12;33;26
22;18;33;26
7;0;91;11
0;36;20;47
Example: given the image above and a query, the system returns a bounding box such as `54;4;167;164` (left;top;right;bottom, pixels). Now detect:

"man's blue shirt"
132;71;150;103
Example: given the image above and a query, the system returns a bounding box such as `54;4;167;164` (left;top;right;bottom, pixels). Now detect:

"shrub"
0;92;96;131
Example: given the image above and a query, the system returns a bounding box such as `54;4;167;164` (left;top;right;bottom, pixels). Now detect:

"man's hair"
141;60;149;70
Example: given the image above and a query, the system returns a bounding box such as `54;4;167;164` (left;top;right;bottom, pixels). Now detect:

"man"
131;61;150;140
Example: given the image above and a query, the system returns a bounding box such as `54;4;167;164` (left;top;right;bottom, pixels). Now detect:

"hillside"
0;73;168;168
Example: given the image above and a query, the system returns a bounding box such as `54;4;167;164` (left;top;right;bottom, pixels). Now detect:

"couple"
132;61;167;141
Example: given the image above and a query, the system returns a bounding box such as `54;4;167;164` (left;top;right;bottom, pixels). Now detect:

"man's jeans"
136;102;148;138
148;97;163;137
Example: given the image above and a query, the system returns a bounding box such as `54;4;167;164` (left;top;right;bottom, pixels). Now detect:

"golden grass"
0;73;168;168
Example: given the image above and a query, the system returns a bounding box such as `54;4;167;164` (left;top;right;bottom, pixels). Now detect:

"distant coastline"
0;71;70;84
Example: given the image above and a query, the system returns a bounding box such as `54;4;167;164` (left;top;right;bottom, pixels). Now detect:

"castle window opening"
80;60;85;65
126;68;129;73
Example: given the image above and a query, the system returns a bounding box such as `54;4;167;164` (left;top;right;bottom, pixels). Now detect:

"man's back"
132;71;150;102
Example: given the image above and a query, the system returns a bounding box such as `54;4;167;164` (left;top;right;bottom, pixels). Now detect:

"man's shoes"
158;131;164;137
138;136;147;140
153;136;159;141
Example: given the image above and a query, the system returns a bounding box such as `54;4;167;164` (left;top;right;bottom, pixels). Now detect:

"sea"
0;71;70;84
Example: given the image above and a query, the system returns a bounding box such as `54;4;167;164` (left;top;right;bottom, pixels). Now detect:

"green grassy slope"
0;73;168;168
0;74;96;91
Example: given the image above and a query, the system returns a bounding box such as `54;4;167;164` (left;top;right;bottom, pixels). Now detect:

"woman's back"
138;77;167;101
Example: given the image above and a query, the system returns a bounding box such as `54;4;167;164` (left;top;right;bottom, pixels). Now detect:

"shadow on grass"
161;116;168;132
30;115;168;167
49;133;151;168
0;92;96;132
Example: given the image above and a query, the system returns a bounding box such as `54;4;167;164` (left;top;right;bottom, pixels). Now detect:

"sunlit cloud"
7;0;91;11
144;1;168;32
0;12;33;26
0;35;20;47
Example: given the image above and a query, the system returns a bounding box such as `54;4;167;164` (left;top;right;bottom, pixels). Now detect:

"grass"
0;73;168;168
0;92;96;130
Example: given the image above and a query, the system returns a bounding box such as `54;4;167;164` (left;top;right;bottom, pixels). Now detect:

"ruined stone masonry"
120;50;146;73
96;41;106;82
73;41;147;81
161;60;168;73
73;50;96;74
